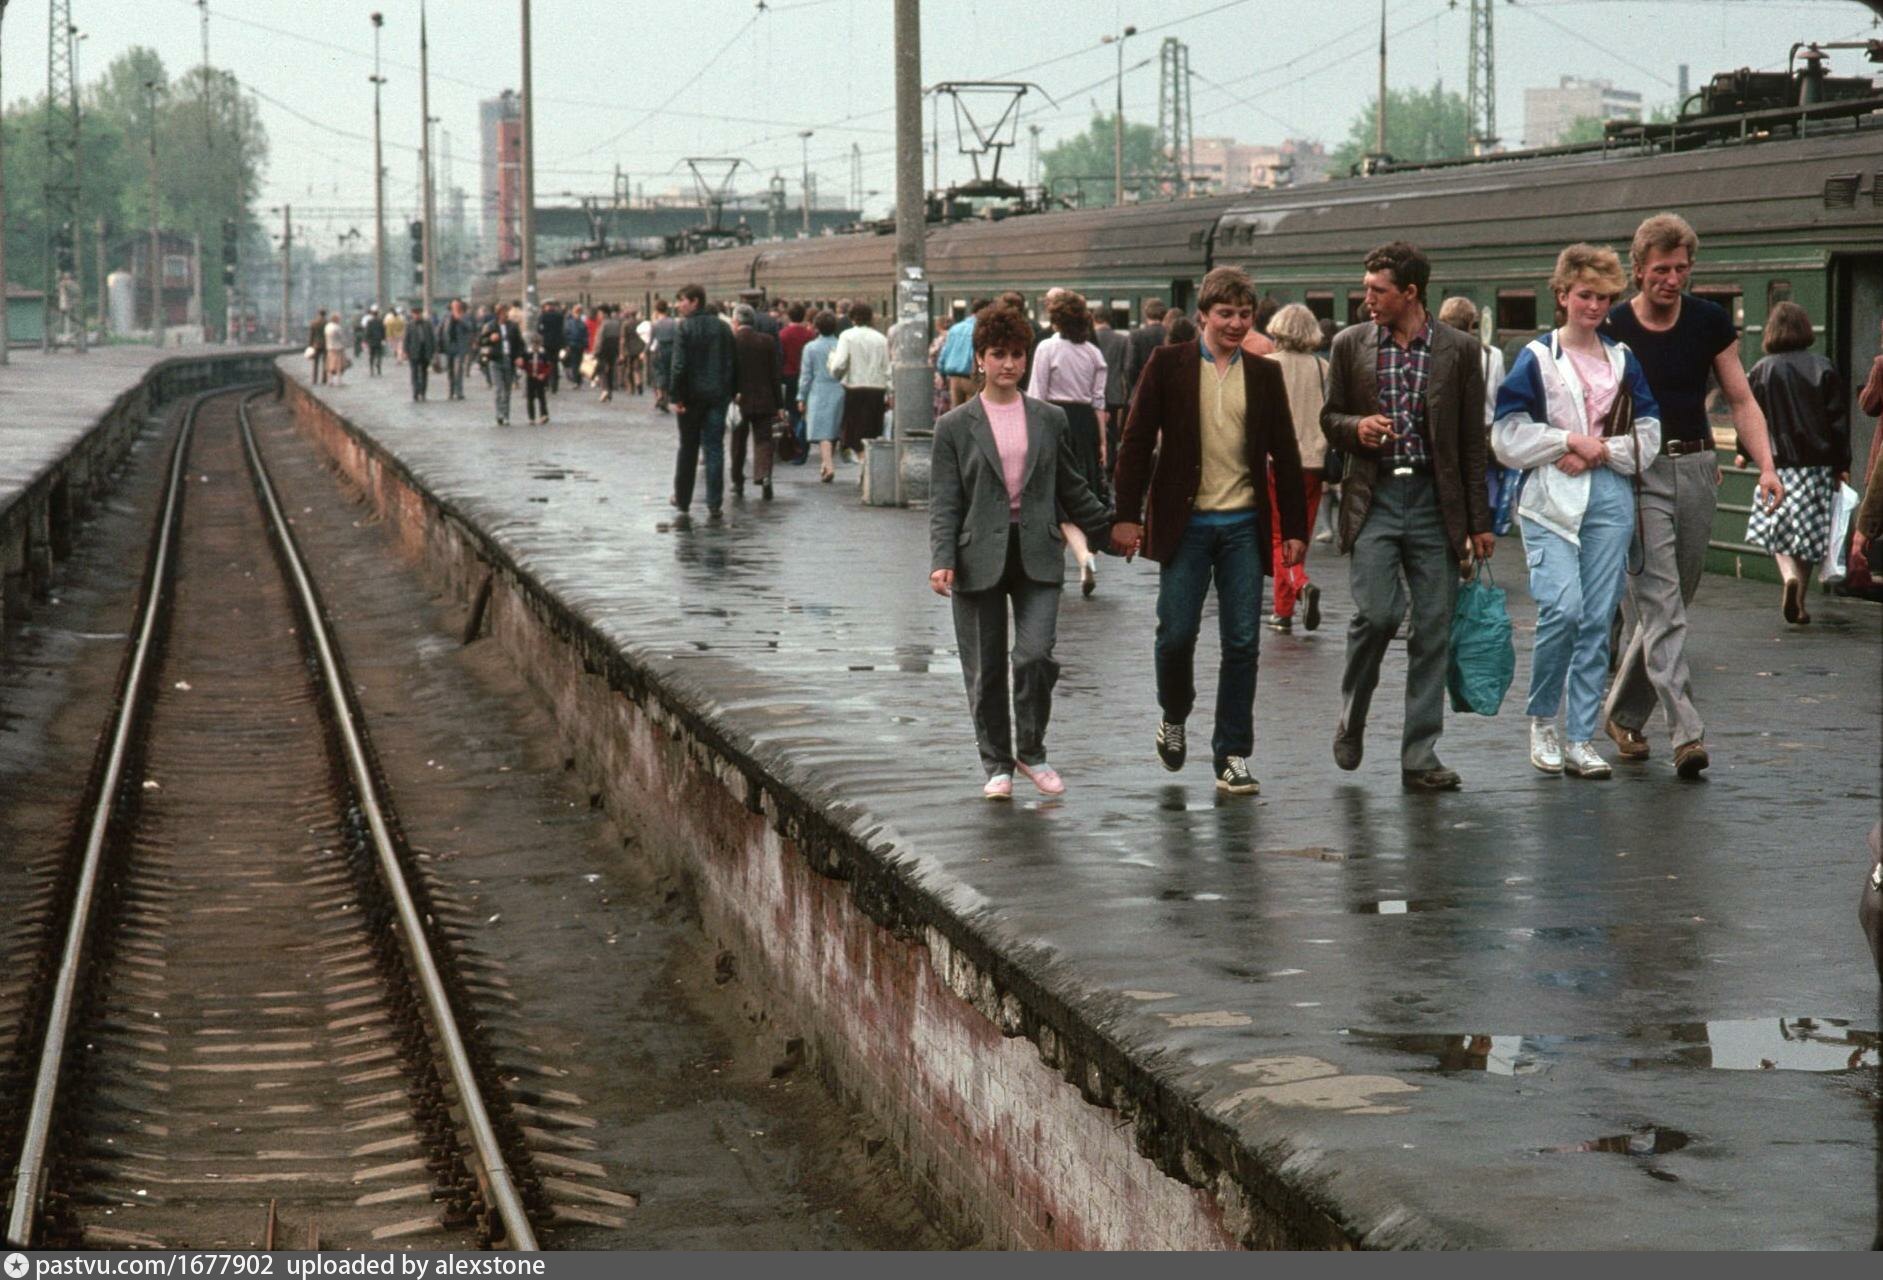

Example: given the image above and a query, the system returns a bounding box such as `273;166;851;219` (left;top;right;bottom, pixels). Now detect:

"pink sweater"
982;393;1028;519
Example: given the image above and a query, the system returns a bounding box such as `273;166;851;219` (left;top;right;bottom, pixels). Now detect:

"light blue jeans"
1522;466;1634;741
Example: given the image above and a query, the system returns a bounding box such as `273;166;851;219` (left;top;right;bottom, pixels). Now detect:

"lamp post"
799;130;813;237
418;0;436;318
71;26;87;353
0;0;10;366
144;79;163;349
273;204;291;343
1103;23;1137;207
519;0;537;335
886;0;929;507
370;12;386;313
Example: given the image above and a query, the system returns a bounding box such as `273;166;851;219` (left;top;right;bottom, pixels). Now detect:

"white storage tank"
107;270;137;335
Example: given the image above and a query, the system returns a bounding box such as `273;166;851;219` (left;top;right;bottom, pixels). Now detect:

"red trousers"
1267;470;1323;618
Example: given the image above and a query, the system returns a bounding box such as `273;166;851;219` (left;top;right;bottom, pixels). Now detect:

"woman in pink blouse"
1028;292;1113;596
927;307;1114;800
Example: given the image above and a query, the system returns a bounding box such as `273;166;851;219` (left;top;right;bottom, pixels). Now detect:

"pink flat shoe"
1015;761;1065;797
982;774;1013;801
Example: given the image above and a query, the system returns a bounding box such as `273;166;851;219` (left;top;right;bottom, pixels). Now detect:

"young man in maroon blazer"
1110;266;1308;795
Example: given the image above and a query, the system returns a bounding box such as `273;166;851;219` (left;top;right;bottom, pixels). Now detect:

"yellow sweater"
1196;354;1254;512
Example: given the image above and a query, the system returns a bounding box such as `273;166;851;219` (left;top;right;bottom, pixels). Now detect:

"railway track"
2;386;543;1251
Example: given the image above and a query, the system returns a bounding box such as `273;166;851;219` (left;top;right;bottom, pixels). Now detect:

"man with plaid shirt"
1322;242;1495;790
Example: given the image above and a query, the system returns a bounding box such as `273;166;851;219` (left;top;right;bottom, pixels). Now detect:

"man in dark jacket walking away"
365;307;387;376
732;305;784;501
443;299;474;400
404;307;438;401
1321;241;1493;791
1124;298;1168;395
667;285;737;524
538;301;566;393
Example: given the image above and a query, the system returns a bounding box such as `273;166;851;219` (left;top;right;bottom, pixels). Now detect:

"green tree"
1559;114;1608;145
2;45;267;337
1041;114;1164;206
1328;82;1471;175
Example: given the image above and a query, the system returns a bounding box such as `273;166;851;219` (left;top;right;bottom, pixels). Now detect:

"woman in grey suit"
928;306;1113;800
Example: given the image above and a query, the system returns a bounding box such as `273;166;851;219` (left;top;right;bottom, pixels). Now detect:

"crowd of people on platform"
296;208;1883;807
927;210;1882;805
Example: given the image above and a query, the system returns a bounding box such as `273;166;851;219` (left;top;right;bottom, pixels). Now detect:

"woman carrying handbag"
1492;244;1661;779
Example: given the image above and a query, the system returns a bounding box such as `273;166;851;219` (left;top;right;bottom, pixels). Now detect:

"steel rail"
5;387;230;1248
235;393;539;1251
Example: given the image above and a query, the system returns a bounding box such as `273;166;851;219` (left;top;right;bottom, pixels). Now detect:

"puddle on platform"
1351;897;1456;915
1343;1017;1877;1076
1544;1126;1692;1180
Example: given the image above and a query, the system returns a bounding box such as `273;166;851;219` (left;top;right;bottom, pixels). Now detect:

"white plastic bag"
1822;480;1860;585
726;398;743;430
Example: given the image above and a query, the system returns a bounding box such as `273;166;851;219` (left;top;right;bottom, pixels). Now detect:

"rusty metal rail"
236;392;539;1250
5;387;538;1250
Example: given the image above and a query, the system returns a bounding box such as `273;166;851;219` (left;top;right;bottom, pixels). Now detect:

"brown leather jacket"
1320;319;1489;563
1112;341;1307;570
733;327;783;421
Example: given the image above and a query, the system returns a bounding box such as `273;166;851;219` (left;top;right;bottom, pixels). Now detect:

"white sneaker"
1529;717;1564;774
1563;740;1612;779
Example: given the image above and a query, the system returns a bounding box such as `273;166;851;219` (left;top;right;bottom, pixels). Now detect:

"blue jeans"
1154;514;1264;767
1523;467;1634;740
674;400;727;512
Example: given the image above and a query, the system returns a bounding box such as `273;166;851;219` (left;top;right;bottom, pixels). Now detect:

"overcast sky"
4;0;1878;250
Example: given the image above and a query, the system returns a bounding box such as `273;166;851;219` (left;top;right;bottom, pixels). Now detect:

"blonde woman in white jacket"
1492;245;1662;778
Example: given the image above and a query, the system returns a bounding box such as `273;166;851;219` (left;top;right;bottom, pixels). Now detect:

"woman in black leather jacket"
1740;301;1848;624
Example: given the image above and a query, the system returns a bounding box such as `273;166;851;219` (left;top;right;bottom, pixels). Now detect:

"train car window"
1347;291;1368;324
1765;281;1792;313
951;299;967;320
1305;292;1334;322
1693;285;1743;330
1496;289;1537;332
1171;280;1193;314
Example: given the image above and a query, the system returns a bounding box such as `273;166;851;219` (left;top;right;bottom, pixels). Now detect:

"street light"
799;130;814;237
1102;24;1137;207
144;79;164;348
370;12;386;313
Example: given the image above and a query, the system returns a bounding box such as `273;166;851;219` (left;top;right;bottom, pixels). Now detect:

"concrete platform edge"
280;370;1462;1251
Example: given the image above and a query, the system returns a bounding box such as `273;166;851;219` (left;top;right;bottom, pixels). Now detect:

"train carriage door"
1835;253;1883;484
1171;280;1193;316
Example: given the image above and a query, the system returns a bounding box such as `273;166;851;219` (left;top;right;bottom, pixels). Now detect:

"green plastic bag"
1447;562;1514;716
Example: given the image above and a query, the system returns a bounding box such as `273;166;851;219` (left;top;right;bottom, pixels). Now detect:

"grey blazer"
929;395;1111;593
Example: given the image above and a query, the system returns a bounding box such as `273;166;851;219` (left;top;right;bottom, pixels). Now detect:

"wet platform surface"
285;361;1880;1248
0;345;218;511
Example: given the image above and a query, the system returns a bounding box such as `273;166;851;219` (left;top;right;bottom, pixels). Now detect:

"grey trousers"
952;527;1063;777
1603;449;1716;747
1341;472;1459;771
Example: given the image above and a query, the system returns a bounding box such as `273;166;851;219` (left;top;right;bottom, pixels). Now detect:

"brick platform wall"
286;380;1359;1251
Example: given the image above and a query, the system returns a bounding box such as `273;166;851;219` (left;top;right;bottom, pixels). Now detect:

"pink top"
982;393;1029;520
1029;335;1107;410
1567;346;1618;434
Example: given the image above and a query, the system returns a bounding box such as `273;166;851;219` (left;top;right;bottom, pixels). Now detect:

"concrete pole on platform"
1375;0;1387;159
419;1;436;319
277;204;292;343
518;0;538;335
1;0;11;366
884;0;929;507
370;12;386;313
146;80;163;349
95;216;106;341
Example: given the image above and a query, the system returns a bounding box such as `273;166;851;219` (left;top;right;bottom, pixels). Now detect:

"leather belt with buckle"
1663;438;1710;457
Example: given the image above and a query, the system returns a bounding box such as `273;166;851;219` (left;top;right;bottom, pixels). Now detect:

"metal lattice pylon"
1466;0;1498;155
45;0;84;349
1156;37;1194;195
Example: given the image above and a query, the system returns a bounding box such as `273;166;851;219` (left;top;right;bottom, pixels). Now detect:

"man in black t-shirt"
1598;213;1783;779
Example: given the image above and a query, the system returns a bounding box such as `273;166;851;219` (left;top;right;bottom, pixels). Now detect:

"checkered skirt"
1745;465;1836;561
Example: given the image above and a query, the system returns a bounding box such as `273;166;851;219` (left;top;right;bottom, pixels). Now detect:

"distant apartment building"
1523;77;1642;148
1187;137;1330;191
